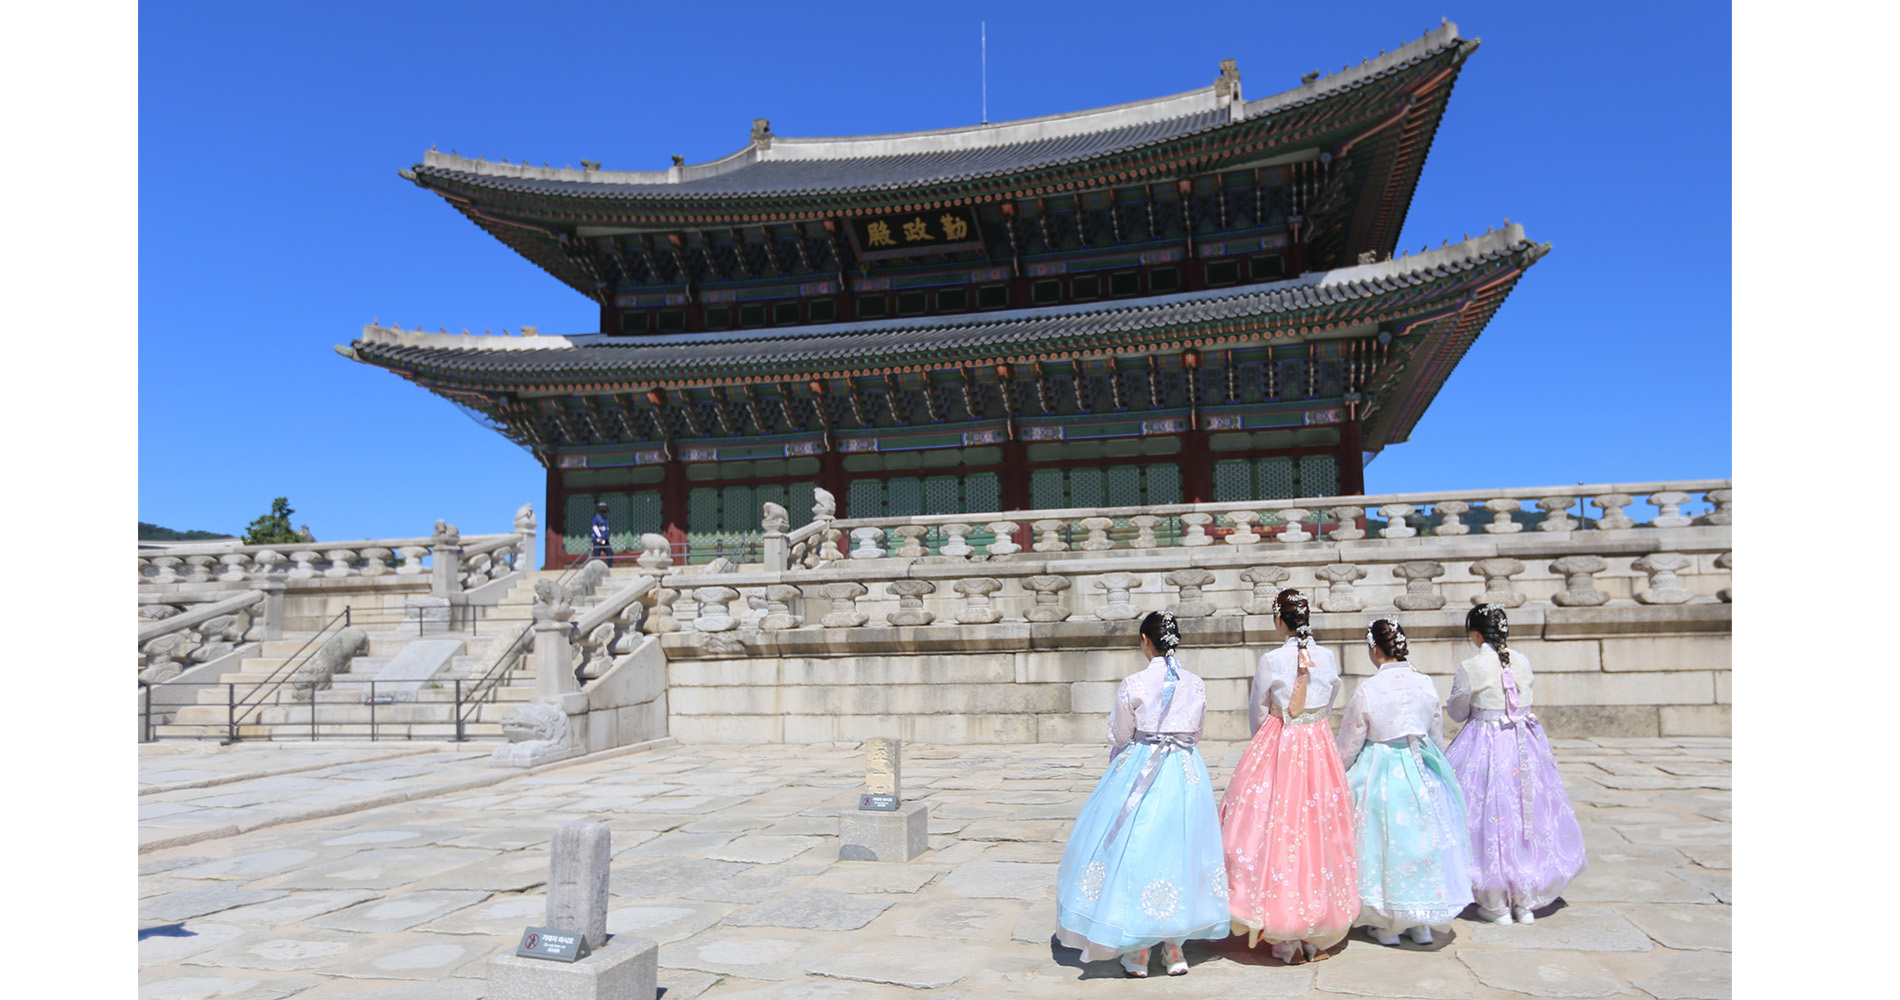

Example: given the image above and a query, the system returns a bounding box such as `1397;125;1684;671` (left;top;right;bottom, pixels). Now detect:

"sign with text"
847;207;984;261
859;793;899;811
516;926;590;963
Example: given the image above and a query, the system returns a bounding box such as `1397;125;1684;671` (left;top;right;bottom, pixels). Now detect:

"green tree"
242;497;304;546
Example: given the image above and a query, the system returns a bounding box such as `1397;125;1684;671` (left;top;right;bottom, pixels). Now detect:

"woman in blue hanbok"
1055;611;1231;977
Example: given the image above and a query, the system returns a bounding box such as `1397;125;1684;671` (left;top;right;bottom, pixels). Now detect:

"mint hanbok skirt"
1346;736;1475;931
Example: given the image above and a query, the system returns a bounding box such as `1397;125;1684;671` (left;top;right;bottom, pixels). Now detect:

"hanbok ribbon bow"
1501;661;1536;840
1100;657;1196;852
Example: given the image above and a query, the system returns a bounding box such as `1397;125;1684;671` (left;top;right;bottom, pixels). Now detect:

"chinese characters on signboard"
848;207;984;261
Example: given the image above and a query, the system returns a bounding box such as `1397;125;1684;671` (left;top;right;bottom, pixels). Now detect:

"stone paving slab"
140;738;1731;999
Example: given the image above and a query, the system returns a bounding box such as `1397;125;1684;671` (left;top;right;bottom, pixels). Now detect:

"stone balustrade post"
1537;496;1578;532
137;556;151;585
762;501;791;571
642;586;680;634
1715;551;1731;603
323;548;358;580
1593;493;1635;531
1093;572;1142;621
693;586;740;632
1649;491;1693;528
821;526;845;562
954;577;1004;624
1316;563;1367;612
1328;506;1366;542
1165;568;1216;617
513;503;539;575
1224;510;1261;546
461;552;492;589
1633;553;1694;604
1550;555;1610;607
1469;557;1527;608
760;584;804;630
637;533;673;574
985;521;1021;556
1391;561;1447;611
1180;512;1214;547
1378;503;1418;539
533;617;580;703
1078;517;1116;551
1031;519;1068;553
289;550;320;580
148;556;183;585
1277;508;1313;543
941;523;976;558
1698;488;1733;526
217;553;252;583
885;580;937;626
1130;514;1161;549
850;527;887;559
259;582;287;640
1433;501;1470;536
1484;498;1524;534
430;521;464;598
821;582;870;628
1025;575;1073;622
894;524;930;558
184;555;218;584
1240;565;1291;614
395;546;427;575
359;546;393;578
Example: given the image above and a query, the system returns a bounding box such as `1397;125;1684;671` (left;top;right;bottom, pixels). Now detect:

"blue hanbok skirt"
1054;740;1232;961
1345;737;1475;931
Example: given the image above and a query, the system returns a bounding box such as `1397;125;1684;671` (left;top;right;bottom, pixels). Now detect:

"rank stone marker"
488;820;658;1000
840;736;929;861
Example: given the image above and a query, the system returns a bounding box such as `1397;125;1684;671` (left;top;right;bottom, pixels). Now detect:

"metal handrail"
455;622;537;739
224;607;353;739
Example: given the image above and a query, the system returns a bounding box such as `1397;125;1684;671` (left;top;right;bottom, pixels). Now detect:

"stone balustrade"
137;590;272;684
790;480;1729;566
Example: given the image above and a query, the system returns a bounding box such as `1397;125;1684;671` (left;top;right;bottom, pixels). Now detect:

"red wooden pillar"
661;458;689;551
1000;440;1030;511
820;451;848;516
1338;421;1365;496
1181;429;1213;504
544;461;565;570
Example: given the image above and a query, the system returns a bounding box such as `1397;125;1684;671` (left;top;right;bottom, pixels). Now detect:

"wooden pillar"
1181;430;1213;504
820;451;848;517
1338;421;1366;496
1000;440;1030;512
544;461;564;570
661;458;689;551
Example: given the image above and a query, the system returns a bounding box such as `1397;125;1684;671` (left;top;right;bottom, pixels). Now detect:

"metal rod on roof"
982;22;988;125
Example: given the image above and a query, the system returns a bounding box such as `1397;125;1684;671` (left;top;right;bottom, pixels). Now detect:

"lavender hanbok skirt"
1445;709;1587;913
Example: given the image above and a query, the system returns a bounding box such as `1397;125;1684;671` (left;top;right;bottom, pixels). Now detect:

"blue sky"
137;1;1731;541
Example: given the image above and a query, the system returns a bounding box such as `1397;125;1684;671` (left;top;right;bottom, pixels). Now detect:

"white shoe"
1120;949;1149;977
1407;925;1433;945
1269;941;1300;964
1366;926;1402;946
1477;906;1513;925
1161;941;1188;975
1514;907;1536;924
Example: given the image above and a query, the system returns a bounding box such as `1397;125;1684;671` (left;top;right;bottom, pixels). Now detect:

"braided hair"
1274;589;1315;650
1139;610;1182;656
1367;618;1410;661
1466;604;1511;668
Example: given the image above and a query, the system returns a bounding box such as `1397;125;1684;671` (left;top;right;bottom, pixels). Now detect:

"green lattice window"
564;490;663;555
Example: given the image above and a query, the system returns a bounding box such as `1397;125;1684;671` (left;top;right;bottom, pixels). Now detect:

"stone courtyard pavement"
139;736;1730;1000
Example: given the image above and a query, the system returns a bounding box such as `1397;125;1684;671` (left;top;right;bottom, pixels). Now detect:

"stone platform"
139;737;1731;999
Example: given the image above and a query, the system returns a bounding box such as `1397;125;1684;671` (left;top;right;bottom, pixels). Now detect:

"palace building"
341;20;1547;564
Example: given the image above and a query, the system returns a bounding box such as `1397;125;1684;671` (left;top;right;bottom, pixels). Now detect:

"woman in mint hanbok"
1337;618;1474;946
1055;612;1230;977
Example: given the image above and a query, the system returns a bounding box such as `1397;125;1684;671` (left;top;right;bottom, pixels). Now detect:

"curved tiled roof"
406;21;1468;203
347;224;1543;384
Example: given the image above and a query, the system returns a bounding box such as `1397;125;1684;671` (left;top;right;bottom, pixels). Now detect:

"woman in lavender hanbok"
1054;612;1230;977
1445;604;1588;924
1337;619;1473;945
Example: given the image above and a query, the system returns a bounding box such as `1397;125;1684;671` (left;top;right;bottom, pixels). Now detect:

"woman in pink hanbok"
1218;589;1359;963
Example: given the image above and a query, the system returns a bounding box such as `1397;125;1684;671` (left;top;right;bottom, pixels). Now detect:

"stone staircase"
150;568;592;741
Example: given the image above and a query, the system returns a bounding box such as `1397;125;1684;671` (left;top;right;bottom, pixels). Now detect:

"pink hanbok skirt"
1218;712;1359;949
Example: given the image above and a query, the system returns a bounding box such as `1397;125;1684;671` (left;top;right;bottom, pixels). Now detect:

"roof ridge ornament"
752;118;774;151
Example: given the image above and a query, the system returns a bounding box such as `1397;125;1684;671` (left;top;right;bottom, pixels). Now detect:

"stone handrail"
137;590;268;644
821;480;1730;559
138;590;272;684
